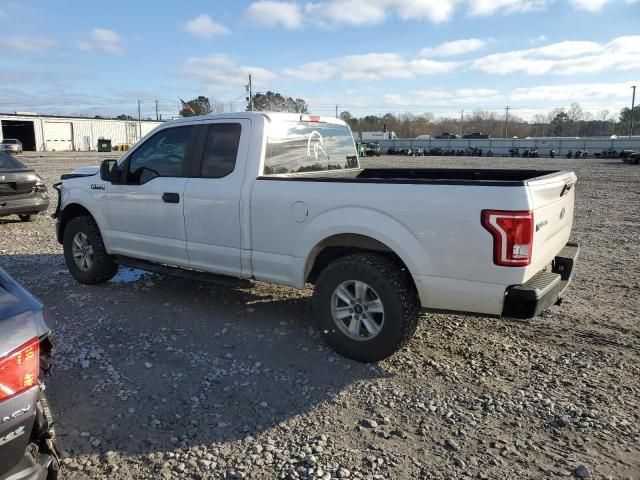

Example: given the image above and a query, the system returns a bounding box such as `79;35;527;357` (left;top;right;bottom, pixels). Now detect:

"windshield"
1;139;18;144
264;120;358;175
0;152;27;170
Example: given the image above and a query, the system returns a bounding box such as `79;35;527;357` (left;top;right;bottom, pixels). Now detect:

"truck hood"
0;268;52;358
71;165;100;175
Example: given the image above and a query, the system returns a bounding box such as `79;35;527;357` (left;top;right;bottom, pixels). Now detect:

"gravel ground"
1;151;639;480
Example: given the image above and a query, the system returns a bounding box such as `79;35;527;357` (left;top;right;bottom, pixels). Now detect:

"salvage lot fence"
377;137;640;156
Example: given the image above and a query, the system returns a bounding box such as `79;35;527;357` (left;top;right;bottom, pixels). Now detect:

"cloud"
568;0;610;9
246;0;639;29
568;0;639;11
283;52;459;82
183;54;277;91
420;38;487;57
77;28;124;55
0;36;55;52
509;81;640;102
467;0;550;16
244;1;303;29
383;88;503;107
473;35;640;75
303;0;457;26
184;14;230;38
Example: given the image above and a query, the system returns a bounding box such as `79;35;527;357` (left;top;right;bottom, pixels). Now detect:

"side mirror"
100;159;120;183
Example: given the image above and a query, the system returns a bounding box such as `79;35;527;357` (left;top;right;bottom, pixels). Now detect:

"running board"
115;256;251;288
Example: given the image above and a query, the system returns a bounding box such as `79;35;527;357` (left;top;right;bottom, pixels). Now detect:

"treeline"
174;93;640;139
341;103;640;138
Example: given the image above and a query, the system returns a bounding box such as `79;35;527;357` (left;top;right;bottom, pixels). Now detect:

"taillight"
0;338;39;402
300;115;321;122
481;210;533;267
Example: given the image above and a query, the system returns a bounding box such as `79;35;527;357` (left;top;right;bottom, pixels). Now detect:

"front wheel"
313;253;420;362
63;216;118;284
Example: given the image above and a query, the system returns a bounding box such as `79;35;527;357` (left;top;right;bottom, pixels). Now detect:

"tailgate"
525;171;577;280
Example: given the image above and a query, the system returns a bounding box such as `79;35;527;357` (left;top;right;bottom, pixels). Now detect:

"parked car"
365;143;381;157
0;267;58;479
462;132;490;139
434;132;457;139
0;139;23;154
0;152;49;222
53;112;579;362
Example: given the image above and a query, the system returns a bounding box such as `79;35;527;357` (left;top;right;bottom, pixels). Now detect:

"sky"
0;0;639;121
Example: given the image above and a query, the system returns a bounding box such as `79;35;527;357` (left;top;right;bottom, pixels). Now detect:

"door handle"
162;192;180;203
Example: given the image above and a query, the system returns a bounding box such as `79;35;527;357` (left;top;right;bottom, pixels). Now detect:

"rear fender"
295;207;430;286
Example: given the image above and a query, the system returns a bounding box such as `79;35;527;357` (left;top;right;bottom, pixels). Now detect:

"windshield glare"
264;121;358;175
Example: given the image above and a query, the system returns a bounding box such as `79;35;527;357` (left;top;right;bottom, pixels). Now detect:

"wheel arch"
304;234;421;308
57;203;96;244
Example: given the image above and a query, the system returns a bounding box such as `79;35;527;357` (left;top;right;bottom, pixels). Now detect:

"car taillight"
481;210;533;267
0;338;39;402
300;115;321;122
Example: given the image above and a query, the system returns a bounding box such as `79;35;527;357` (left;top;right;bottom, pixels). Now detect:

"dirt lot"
1;151;638;480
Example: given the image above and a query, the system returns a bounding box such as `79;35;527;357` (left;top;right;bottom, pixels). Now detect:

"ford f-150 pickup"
52;112;579;362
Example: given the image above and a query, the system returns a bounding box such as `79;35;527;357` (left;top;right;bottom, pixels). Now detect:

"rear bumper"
0;389;59;480
0;449;56;480
503;242;579;319
0;194;49;217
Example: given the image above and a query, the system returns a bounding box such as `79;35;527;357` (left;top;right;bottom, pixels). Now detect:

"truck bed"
259;168;562;186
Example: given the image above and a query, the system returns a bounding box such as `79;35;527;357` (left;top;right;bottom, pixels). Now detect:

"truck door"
106;125;198;267
183;120;250;277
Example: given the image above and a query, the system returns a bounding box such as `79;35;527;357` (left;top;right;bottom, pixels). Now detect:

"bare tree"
567;102;583;122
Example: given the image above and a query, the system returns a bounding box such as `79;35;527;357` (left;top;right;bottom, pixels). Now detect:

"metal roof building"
0;113;163;152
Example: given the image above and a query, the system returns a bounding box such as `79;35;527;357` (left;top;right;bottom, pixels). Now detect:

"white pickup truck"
53;112;579;362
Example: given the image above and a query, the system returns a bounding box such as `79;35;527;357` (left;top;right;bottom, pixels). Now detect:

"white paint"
59;111;577;316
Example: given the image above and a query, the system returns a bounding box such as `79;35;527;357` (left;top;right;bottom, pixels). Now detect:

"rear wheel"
313;253;419;362
18;214;36;222
63;216;118;284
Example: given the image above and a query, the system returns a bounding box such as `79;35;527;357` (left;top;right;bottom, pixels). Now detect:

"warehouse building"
0;112;163;152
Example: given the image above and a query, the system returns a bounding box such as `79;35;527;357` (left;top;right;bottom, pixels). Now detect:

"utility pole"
631;85;636;137
137;100;142;139
155;99;159;121
459;109;464;137
247;74;253;111
336;105;338;119
504;106;510;138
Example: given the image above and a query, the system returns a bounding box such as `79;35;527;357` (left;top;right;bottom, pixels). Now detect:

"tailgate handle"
560;180;575;197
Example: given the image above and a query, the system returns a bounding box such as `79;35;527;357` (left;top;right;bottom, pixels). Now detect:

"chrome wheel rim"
72;232;94;271
331;280;384;341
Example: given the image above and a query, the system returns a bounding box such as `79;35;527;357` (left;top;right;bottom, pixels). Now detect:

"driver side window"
128;126;193;181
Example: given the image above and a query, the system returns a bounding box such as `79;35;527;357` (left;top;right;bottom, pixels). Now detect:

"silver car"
0;139;23;154
0;268;59;479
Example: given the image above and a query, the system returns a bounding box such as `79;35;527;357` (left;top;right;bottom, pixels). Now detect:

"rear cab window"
264;118;358;175
200;123;242;178
0;152;26;169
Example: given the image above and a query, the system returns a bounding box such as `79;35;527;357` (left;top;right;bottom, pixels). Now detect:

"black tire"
312;253;420;362
18;214;36;222
63;216;118;284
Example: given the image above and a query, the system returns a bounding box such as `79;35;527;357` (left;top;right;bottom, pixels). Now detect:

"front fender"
294;206;431;285
59;182;110;239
